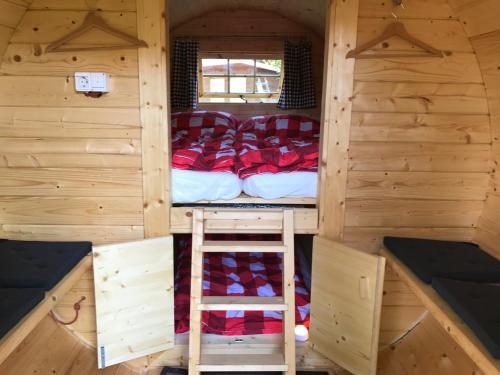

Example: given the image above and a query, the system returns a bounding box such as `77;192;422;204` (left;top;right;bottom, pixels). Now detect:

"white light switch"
75;72;109;92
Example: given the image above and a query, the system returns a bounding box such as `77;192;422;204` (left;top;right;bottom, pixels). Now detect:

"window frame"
198;53;284;103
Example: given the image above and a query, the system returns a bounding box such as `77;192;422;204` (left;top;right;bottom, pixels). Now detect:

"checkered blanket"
172;111;240;138
174;235;311;335
235;115;320;178
171;111;239;172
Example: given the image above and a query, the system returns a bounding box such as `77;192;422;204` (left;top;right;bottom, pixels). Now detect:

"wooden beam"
0;255;92;364
137;0;171;237
318;0;359;240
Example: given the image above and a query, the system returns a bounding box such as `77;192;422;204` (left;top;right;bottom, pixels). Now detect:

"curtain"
278;40;316;109
171;39;199;109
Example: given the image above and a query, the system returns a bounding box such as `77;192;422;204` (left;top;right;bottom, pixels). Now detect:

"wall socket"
74;72;109;92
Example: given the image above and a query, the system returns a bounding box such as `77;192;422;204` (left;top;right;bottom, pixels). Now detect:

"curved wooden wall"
0;0;498;373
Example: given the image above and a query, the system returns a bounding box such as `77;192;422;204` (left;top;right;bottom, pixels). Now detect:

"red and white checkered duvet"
171;111;240;173
174;235;311;336
235;115;320;178
170;113;320;177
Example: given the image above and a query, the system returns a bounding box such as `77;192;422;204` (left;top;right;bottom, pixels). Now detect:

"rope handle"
50;296;86;325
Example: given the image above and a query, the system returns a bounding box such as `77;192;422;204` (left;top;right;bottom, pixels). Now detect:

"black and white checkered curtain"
171;39;199;109
278;40;316;110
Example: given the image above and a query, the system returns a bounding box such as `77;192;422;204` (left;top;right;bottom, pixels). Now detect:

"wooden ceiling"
169;0;328;35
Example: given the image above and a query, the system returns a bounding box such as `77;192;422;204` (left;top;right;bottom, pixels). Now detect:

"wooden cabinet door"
92;237;175;368
309;237;386;375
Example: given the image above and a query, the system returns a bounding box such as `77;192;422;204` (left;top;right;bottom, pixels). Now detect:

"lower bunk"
381;237;500;375
173;234;312;337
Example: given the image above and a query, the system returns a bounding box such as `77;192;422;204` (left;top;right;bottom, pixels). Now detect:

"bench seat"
381;238;500;375
383;237;500;284
432;278;500;359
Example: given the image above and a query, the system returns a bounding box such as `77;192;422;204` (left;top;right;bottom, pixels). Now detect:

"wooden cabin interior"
0;0;499;374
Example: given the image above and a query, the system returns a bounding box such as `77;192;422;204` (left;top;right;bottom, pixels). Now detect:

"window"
199;57;283;103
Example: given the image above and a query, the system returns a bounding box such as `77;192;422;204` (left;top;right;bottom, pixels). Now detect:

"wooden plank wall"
0;0;31;59
0;0;145;349
448;0;500;258
170;9;324;120
0;0;144;243
342;0;490;253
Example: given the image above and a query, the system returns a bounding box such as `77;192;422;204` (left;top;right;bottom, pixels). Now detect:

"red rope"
50;296;86;325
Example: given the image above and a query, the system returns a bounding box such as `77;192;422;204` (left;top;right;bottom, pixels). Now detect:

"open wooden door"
92;237;175;368
309;237;385;375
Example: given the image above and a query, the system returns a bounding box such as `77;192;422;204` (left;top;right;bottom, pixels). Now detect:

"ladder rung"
197;354;287;372
198;296;287;311
200;240;286;253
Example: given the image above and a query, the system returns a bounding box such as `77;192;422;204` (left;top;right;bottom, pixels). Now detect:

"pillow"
171;111;241;139
239;114;320;139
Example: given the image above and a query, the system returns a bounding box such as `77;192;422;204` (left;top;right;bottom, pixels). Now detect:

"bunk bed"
173;234;311;336
171;111;320;204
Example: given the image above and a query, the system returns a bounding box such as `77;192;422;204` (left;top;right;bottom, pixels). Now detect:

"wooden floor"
0;315;151;375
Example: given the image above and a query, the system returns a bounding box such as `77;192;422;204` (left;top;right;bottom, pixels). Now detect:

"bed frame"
381;248;500;375
0;255;92;364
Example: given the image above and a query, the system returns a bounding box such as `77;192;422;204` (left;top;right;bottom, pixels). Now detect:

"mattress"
174;235;311;335
0;240;91;290
172;169;242;203
243;172;318;200
383;237;500;284
0;288;45;338
432;278;500;358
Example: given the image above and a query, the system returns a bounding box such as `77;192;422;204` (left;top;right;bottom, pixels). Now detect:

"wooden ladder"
188;208;296;374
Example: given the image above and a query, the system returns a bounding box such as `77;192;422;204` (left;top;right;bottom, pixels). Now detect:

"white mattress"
172;169;242;203
243;172;318;199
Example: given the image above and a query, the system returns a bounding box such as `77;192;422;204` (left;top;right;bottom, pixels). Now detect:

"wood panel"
0;316;140;375
357;18;472;53
349;143;491;172
0;76;139;107
352;82;488;114
345;199;482;228
138;0;170;237
170;207;318;234
469;24;500;257
11;10;137;43
93;237;174;368
346;172;489;201
0;0;144;258
0;196;143;225
448;0;500;37
358;0;454;20
350;113;490;144
310;237;385;375
0;168;142;196
0;0;29;59
0;224;143;243
377;314;484;375
2;44;138;76
29;0;137;11
0;153;141;168
354;53;483;84
318;0;359;240
0;137;140;154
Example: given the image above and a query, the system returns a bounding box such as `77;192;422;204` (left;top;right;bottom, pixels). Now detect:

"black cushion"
0;240;91;290
432;278;500;359
0;288;45;338
383;237;500;284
